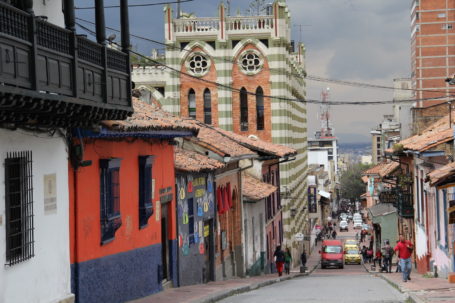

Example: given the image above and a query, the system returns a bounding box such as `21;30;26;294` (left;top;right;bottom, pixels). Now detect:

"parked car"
320;240;344;269
353;213;362;221
344;239;358;247
353;221;362;229
339;221;349;232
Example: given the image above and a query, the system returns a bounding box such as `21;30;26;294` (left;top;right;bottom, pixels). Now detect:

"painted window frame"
240;87;248;131
100;158;122;245
139;156;155;229
203;88;212;124
188;198;195;244
4;151;34;266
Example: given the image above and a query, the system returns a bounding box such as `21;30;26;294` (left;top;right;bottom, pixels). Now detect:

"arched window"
240;87;248;131
188;89;196;119
203;88;212;124
256;87;264;130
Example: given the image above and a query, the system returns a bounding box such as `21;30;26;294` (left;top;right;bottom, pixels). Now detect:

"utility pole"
293;24;311;43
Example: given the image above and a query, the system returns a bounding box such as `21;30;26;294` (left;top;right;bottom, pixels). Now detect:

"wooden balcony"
0;2;132;128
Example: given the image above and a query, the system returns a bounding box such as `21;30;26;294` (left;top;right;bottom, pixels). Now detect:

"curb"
196;261;320;303
362;263;422;303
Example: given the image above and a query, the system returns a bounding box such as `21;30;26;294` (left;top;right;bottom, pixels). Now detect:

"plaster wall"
0;129;72;303
34;0;65;27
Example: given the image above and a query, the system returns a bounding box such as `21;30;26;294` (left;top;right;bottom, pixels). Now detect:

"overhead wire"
75;21;455;106
75;0;194;10
75;17;450;94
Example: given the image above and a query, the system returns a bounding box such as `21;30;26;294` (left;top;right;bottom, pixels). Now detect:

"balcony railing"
173;15;274;35
0;2;132;126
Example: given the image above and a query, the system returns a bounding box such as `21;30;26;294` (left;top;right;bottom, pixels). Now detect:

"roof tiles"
242;174;277;201
175;147;225;172
427;162;455;186
363;161;399;177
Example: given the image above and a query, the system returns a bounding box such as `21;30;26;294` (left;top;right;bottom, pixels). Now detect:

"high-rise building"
133;1;308;260
411;0;455;133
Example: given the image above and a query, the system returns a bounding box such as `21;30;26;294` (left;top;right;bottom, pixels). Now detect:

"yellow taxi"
344;239;358;247
344;245;361;264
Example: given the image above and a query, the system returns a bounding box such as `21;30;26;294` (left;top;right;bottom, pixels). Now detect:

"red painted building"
69;99;197;303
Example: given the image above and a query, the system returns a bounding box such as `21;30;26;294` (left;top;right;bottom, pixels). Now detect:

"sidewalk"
364;262;455;303
130;243;321;303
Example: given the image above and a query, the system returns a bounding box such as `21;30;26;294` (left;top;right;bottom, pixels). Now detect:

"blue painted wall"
71;244;162;303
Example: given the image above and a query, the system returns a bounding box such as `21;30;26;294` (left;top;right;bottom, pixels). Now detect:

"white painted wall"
243;201;265;272
308;149;329;171
0;129;72;303
34;0;65;27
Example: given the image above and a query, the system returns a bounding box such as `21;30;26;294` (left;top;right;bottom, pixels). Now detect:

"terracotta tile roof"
427;162;455;186
388;111;455;153
102;98;199;133
175;147;225;172
242;174;277;201
214;128;297;158
363;162;399;177
186;120;257;159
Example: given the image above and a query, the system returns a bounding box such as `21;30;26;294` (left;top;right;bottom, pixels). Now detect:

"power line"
75;17;448;94
75;0;194;10
75;21;455;106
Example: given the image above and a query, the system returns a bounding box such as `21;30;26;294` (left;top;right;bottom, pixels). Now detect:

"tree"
339;163;372;202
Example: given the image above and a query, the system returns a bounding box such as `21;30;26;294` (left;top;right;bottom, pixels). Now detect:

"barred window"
256;86;264;130
5;151;34;266
100;159;122;244
188;89;196;119
139;156;154;229
240;87;248;131
203;88;212;124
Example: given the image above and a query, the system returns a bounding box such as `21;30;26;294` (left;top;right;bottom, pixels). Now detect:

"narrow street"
220;225;407;303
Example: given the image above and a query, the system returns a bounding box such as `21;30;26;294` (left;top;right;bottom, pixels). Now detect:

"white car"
353;221;362;229
339;221;349;232
353;213;362;220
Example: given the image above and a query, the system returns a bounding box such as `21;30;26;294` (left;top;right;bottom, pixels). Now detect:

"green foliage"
340;163;373;201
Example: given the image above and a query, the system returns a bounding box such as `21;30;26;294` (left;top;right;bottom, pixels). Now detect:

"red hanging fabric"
216;186;224;214
226;182;232;208
223;185;229;213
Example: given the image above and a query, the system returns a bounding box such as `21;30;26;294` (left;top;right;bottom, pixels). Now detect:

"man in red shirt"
394;235;414;282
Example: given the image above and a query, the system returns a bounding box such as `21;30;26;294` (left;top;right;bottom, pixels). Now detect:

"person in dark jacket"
300;250;307;268
274;245;285;276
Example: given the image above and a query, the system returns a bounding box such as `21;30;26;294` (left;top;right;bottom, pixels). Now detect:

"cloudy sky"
76;0;411;143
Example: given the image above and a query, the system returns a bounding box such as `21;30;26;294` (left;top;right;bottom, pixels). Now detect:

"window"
100;159;122;244
238;50;264;75
240;87;248;131
203;88;212;124
186;52;210;77
437;13;446;18
188;89;196;119
139;156;154;229
188;198;194;244
256;87;264;130
4;151;34;266
442;24;453;30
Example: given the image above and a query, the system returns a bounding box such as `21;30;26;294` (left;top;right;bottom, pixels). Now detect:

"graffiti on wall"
177;174;215;256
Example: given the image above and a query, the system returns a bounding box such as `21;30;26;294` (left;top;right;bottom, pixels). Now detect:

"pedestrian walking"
361;246;368;263
366;247;373;263
332;230;337;239
284;247;292;275
374;250;382;268
394;235;414;282
300;250;307;269
382;241;394;273
273;245;285;276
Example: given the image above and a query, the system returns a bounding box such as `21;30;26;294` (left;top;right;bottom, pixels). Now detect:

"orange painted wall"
69;138;177;263
180;47;219;127
232;44;272;142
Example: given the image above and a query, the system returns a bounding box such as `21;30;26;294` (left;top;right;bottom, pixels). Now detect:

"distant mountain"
336;133;370;144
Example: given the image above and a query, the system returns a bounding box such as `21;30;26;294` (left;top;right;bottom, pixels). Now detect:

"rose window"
186;53;210;77
239;50;263;75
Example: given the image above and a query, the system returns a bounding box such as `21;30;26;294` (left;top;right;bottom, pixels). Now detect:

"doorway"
203;219;214;283
161;203;170;282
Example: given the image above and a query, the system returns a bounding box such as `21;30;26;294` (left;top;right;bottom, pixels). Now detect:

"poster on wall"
44;174;57;214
